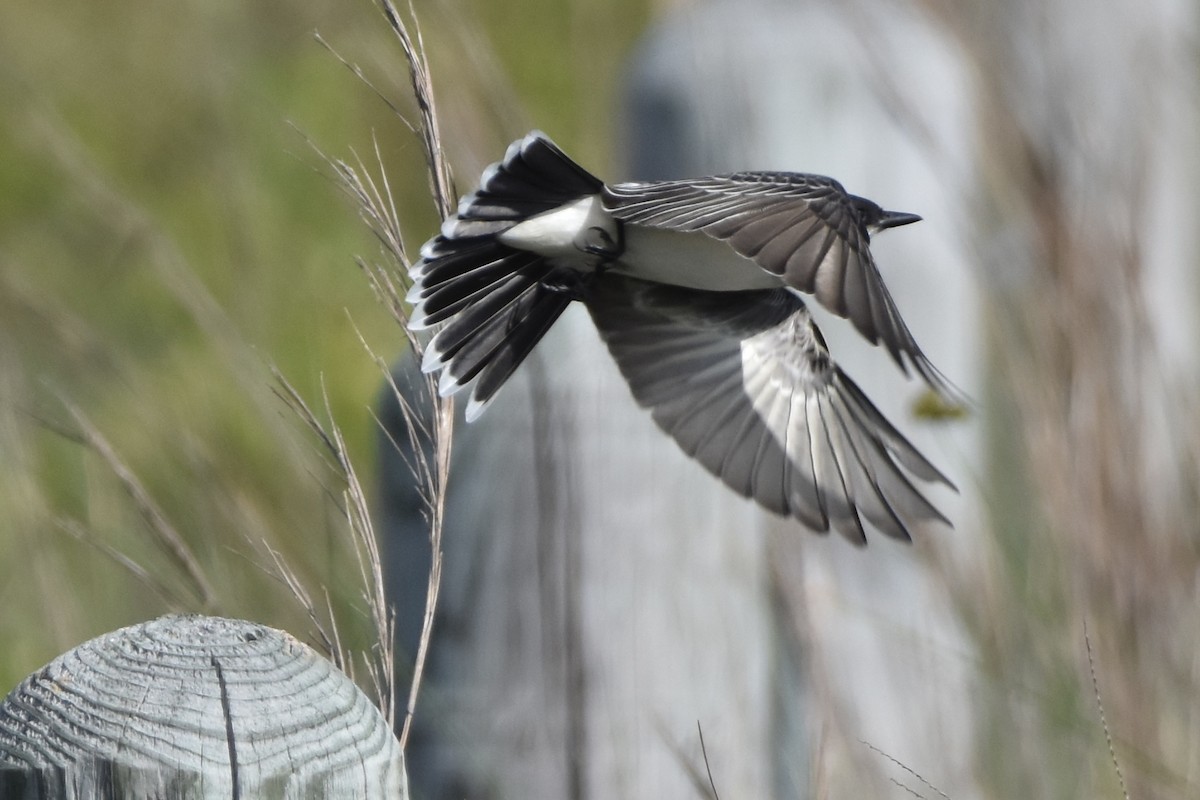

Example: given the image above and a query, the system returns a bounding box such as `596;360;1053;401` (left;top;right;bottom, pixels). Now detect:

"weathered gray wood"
0;615;408;799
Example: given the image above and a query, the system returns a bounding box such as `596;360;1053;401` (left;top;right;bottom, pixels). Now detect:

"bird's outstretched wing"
603;174;956;398
586;275;953;543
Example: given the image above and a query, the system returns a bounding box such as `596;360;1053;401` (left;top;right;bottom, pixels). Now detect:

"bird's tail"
407;132;603;421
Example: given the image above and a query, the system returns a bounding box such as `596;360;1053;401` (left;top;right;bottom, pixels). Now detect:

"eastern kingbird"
408;131;955;543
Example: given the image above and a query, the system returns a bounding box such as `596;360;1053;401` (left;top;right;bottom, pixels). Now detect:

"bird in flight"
408;131;956;543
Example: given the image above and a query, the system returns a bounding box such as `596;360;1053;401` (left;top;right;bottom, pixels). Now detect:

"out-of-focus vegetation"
0;0;650;687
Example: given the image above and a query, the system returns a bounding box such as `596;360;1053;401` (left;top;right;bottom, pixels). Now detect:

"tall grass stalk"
317;0;460;747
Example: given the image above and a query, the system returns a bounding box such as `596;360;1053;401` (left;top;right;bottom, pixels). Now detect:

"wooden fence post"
0;615;408;799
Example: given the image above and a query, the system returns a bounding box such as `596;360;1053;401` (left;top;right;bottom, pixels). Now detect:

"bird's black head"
849;195;922;234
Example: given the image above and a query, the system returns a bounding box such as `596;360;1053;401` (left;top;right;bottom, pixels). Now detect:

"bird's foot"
542;268;598;301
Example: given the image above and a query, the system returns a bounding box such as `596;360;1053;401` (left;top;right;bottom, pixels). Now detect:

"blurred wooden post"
381;3;979;798
0;615;408;800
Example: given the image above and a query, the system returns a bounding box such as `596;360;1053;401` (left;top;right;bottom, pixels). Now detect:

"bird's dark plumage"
604;174;953;396
407;131;955;542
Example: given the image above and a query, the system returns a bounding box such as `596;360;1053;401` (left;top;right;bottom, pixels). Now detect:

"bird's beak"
875;210;923;230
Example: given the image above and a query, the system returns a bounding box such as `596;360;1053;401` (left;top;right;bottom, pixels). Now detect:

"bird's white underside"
619;226;780;291
498;194;782;292
498;196;615;260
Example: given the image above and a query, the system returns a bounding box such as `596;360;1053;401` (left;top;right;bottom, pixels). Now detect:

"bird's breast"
617;226;782;292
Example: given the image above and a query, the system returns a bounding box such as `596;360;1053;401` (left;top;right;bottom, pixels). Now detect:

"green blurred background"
0;0;650;681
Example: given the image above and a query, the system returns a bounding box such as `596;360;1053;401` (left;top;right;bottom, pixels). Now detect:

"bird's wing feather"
587;275;953;543
603;174;956;398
